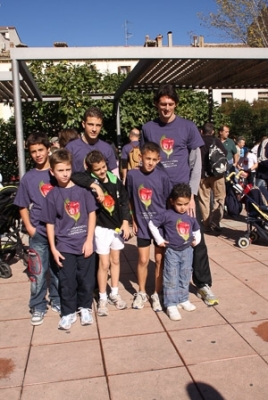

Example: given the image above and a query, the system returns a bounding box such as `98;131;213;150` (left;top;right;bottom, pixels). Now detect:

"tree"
198;0;268;47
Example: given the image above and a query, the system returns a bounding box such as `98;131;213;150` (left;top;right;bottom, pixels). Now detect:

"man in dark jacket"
198;122;228;232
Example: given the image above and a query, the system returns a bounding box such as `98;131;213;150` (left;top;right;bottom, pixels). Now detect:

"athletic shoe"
51;303;61;314
97;299;109;316
151;293;162;312
58;312;77;330
78;308;93;325
197;284;219;306
132;292;148;309
31;310;45;326
167;306;182;321
177;300;196;311
108;294;127;310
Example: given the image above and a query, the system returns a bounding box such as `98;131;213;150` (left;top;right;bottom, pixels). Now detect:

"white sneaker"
167;306;182;321
97;299;109;316
151;293;162;312
78;308;93;325
177;301;196;312
108;294;127;310
197;284;219;306
58;312;77;330
132;292;148;309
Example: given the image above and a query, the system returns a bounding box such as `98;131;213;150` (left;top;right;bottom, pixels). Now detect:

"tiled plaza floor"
1;212;268;400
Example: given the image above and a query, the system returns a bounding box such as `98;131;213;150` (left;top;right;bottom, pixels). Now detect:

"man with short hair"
141;83;219;306
66;107;118;175
219;125;238;169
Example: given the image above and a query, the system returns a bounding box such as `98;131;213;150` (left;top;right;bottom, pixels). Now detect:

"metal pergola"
5;46;268;177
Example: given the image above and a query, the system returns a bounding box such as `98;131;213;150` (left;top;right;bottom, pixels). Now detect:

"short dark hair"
58;128;79;148
83;107;103;122
50;148;72;169
85;150;106;171
202;122;214;136
153;84;179;104
26;132;50;149
140;141;161;155
170;183;191;201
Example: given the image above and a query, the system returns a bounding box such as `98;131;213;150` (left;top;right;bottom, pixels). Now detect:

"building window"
221;93;233;104
118;66;131;74
258;92;268;101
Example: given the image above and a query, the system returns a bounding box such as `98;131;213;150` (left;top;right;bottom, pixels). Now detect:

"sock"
99;292;107;301
111;287;118;296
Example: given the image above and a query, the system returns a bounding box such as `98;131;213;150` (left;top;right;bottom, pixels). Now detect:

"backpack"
257;138;268;162
127;144;140;170
207;139;228;177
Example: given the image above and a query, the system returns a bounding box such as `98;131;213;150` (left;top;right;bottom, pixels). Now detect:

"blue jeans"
163;246;193;308
28;232;60;312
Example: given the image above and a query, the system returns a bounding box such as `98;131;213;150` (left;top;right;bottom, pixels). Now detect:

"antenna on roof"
124;19;133;46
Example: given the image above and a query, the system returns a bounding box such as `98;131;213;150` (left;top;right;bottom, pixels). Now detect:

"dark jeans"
59;252;96;316
192;196;212;288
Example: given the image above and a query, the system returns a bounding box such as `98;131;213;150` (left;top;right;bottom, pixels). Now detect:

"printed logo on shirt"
39;181;54;197
138;185;152;210
103;192;115;215
176;219;190;242
160;136;174;159
64;199;81;223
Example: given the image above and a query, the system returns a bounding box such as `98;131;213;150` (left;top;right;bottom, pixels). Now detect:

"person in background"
59;128;79;148
121;128;140;184
218;125;239;171
66;107;119;176
50;136;60;149
141;83;219;306
198;122;227;232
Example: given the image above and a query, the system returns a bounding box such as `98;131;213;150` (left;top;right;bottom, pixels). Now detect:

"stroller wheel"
237;237;250;249
249;231;259;243
0;261;12;279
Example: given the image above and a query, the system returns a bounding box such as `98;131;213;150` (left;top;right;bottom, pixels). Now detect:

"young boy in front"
72;150;130;317
14;133;60;326
126;142;172;312
41;149;97;330
149;183;201;321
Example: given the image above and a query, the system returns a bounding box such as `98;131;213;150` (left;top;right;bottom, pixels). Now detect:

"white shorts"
95;226;124;254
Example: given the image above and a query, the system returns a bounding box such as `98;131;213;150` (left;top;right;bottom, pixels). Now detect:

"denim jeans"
163;246;193;308
28;232;60;312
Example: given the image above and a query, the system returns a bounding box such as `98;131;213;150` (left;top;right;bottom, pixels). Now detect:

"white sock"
99;292;107;301
111;287;118;296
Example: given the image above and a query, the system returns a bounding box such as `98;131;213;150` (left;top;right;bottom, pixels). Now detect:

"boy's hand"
120;223;130;240
187;196;196;218
52;249;65;267
91;184;104;203
82;240;93;258
158;240;169;248
192;239;197;247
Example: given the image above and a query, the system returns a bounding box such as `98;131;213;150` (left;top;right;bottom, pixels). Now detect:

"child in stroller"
0;185;24;278
226;171;268;248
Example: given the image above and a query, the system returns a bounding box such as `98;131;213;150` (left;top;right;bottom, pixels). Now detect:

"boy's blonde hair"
49;149;72;169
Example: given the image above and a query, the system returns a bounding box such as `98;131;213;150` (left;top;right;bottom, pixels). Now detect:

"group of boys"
14;84;219;328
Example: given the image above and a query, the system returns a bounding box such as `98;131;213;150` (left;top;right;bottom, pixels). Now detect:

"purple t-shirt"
126;167;172;239
141;116;204;186
66;137;117;173
41;185;98;254
121;141;140;161
152;209;200;251
14;168;55;236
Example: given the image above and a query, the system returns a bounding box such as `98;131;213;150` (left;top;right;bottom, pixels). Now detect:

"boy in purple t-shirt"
41;149;98;330
14;133;60;326
149;183;201;321
66;106;118;175
126;142;172;312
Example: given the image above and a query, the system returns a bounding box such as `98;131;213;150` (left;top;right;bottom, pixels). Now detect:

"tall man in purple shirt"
141;84;219;306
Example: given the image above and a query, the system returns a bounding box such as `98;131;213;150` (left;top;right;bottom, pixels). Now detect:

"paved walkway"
1;213;268;400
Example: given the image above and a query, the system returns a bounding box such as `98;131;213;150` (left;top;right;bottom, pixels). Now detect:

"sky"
0;0;228;48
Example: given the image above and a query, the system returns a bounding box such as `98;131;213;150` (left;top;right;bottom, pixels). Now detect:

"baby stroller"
0;185;23;278
226;172;268;248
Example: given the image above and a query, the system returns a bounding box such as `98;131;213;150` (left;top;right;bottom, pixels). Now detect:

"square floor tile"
0;347;29;388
